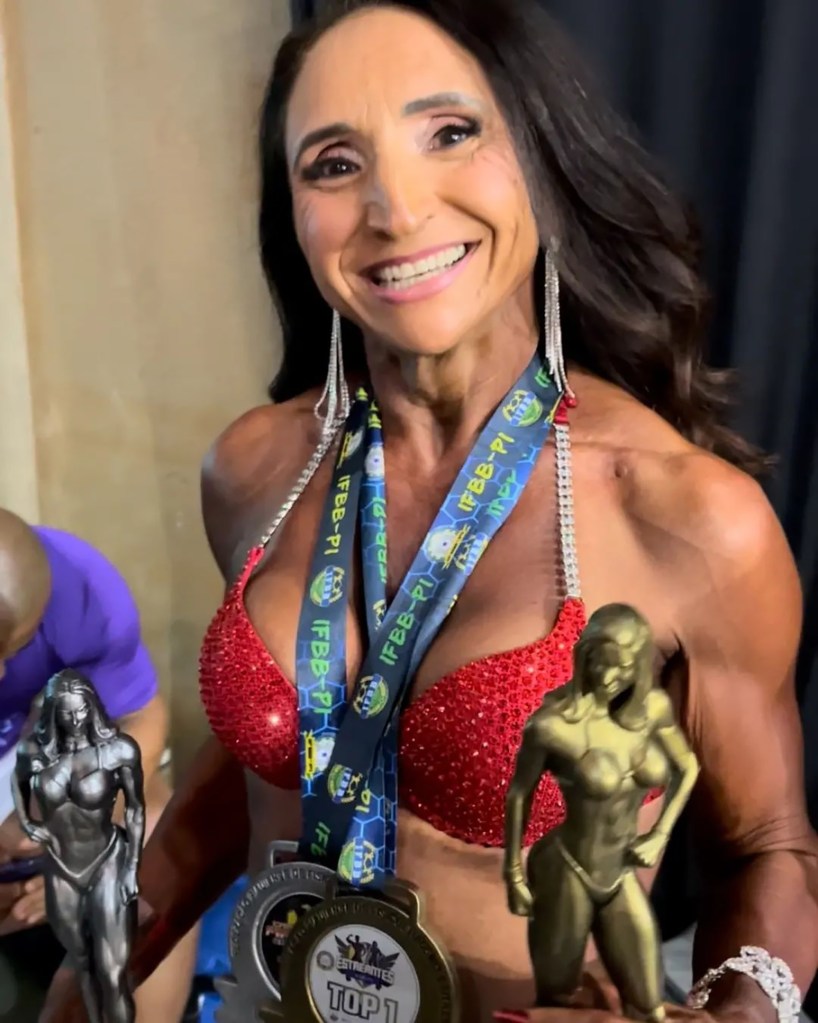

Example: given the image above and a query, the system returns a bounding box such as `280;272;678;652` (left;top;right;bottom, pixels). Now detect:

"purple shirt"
0;527;158;755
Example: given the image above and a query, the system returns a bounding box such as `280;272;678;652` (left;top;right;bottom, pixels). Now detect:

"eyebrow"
402;91;485;116
292;92;485;168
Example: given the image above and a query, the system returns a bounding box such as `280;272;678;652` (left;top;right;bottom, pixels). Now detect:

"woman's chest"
241;448;677;697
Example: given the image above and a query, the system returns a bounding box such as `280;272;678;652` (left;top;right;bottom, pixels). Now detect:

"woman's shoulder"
574;373;799;639
623;414;783;578
201;392;326;580
572;371;785;567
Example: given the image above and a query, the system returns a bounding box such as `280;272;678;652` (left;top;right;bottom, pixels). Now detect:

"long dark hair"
259;0;765;474
34;669;117;764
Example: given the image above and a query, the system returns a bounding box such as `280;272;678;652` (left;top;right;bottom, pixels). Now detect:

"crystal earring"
545;245;581;600
259;310;349;550
314;308;351;438
544;246;573;399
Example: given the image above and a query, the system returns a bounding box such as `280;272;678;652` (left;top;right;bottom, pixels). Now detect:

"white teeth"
373;243;467;286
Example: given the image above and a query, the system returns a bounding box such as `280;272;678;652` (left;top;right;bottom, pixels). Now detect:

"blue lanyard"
295;356;561;888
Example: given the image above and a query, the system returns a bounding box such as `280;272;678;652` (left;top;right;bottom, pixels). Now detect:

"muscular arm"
665;463;818;1021
130;736;250;985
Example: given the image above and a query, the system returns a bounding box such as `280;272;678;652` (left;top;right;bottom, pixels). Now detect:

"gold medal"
275;877;460;1023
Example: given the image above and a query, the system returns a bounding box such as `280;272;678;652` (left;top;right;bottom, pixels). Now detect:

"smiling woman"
262;1;764;478
40;2;818;1023
280;15;541;365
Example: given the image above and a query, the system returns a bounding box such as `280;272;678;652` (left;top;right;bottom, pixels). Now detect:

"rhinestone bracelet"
687;946;801;1023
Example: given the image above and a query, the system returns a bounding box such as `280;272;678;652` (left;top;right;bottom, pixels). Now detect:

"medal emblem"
277;878;459;1023
215;842;335;1023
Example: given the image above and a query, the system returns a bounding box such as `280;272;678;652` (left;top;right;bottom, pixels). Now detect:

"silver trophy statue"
12;669;146;1023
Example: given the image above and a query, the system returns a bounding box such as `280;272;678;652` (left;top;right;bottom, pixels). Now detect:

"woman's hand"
0;808;47;853
491;962;724;1023
494;1009;716;1022
0;874;46;935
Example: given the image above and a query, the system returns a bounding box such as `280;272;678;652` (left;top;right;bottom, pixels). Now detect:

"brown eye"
302;154;360;182
429;117;481;151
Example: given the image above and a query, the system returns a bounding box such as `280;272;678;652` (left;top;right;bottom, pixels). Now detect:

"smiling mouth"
365;242;476;291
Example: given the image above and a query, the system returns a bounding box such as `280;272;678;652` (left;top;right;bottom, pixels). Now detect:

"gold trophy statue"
504;604;699;1021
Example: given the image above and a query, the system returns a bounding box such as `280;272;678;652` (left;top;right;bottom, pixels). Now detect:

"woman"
505;604;699;1019
14;670;144;1023
42;2;818;1022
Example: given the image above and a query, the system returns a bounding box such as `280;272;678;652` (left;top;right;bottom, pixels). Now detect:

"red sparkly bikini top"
199;408;586;848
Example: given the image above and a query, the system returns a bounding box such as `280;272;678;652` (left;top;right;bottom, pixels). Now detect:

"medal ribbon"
295;356;561;888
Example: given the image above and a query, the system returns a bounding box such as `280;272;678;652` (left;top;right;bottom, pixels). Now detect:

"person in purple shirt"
0;509;197;1022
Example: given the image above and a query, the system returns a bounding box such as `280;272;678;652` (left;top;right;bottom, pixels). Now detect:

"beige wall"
0;1;288;772
0;14;38;522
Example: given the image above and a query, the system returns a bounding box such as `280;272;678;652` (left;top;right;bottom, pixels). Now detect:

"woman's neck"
364;322;538;464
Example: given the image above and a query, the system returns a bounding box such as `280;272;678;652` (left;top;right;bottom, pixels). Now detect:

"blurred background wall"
0;0;287;772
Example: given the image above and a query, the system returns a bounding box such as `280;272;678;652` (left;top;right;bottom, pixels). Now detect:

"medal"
215;841;335;1023
277;878;458;1023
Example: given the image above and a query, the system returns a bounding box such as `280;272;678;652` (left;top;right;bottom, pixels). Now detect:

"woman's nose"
363;157;433;239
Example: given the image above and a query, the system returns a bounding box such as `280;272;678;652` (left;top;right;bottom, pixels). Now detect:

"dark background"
293;0;818;1009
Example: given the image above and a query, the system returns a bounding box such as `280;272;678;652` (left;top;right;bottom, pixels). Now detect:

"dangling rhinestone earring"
256;309;351;548
544;245;581;600
314;308;351;439
543;246;580;597
544;246;574;400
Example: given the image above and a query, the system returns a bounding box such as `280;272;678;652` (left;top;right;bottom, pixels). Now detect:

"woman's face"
285;7;540;358
56;692;89;739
